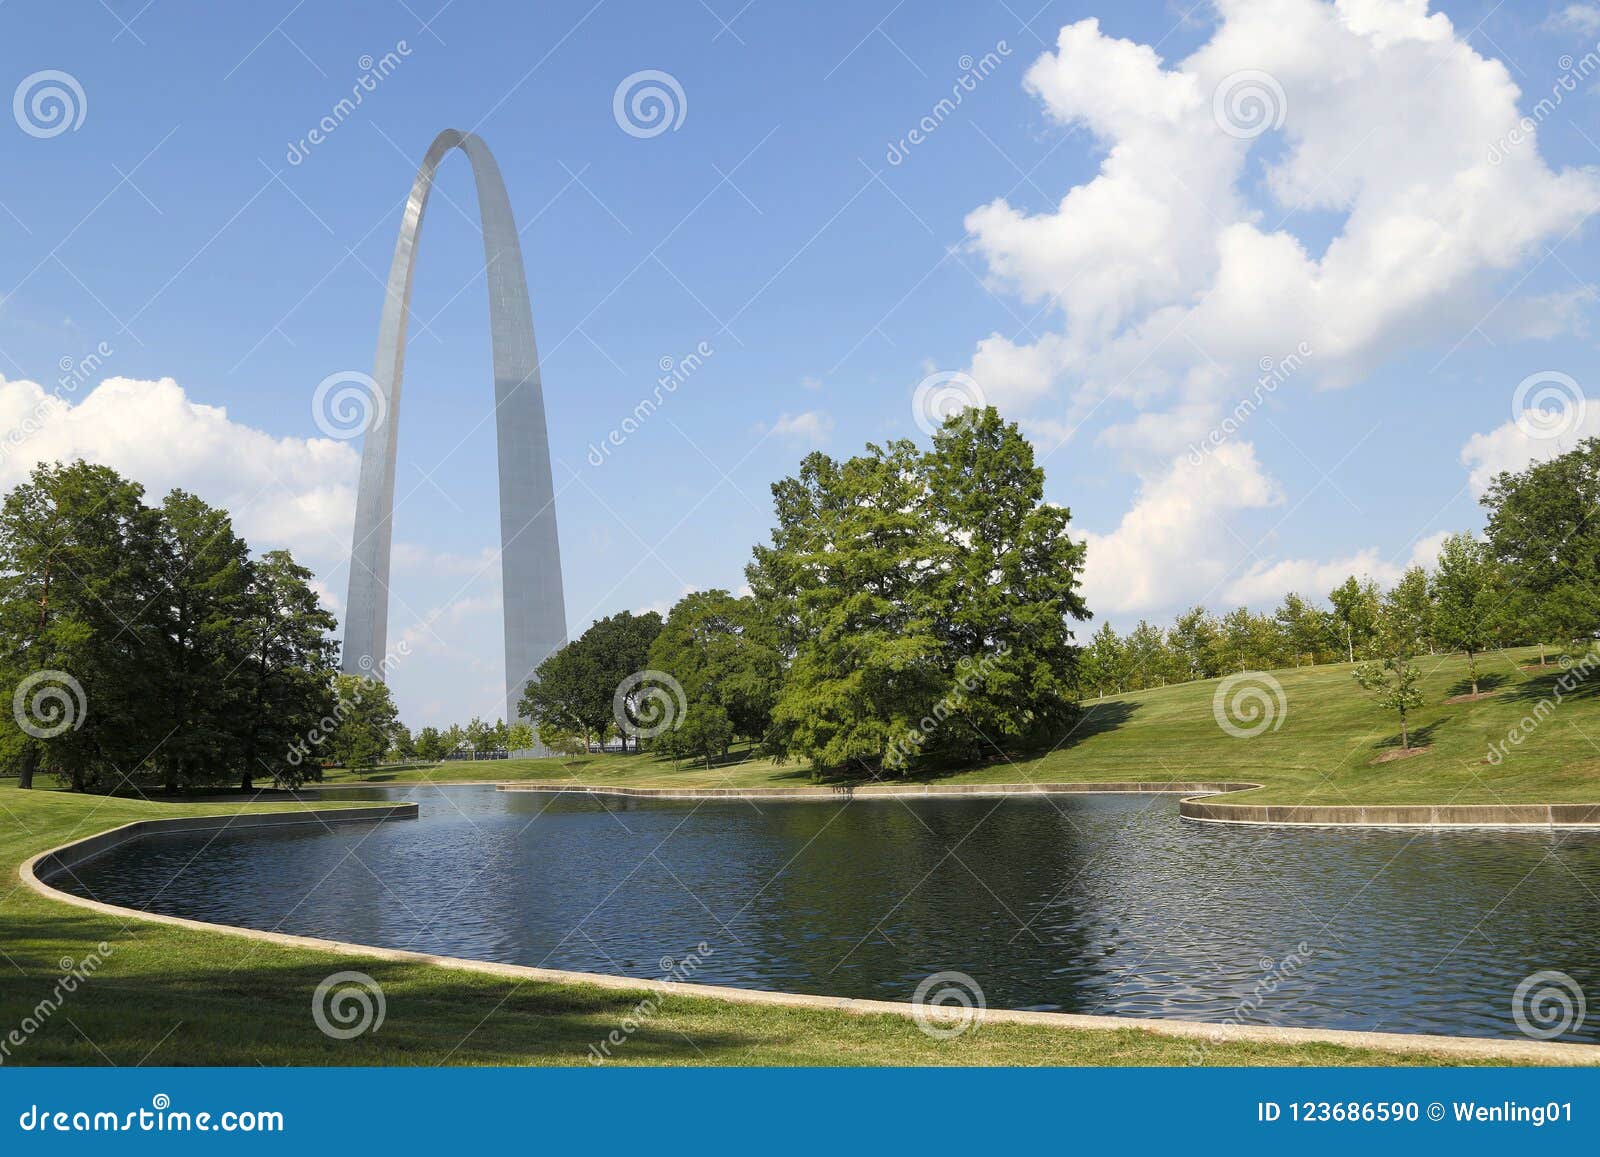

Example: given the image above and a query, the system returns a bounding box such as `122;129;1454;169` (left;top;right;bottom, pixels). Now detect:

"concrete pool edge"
496;780;1258;801
19;802;1600;1066
26;803;420;879
497;780;1600;828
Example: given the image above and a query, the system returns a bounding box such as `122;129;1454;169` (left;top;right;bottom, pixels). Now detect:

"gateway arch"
342;129;566;728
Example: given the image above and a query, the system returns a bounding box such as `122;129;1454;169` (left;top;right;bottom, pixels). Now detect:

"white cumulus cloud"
0;375;358;571
963;1;1600;455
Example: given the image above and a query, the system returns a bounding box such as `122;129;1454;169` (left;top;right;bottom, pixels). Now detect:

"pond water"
57;785;1600;1041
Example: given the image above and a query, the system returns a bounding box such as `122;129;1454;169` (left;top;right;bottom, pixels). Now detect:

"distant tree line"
0;461;410;792
1077;431;1591;705
524;408;1091;776
407;717;536;761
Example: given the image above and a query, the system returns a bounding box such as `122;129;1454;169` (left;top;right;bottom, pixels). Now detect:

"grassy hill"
328;645;1600;806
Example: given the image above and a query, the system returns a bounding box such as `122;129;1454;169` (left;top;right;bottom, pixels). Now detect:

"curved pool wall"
492;779;1600;827
35;786;1600;1052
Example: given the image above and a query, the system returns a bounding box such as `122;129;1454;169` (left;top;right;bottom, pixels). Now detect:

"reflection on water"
59;785;1600;1040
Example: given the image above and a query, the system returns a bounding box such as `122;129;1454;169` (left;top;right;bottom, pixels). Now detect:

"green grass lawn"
330;645;1600;807
2;644;1594;1066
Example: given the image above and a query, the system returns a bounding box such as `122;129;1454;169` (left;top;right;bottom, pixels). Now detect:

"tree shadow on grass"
1374;718;1446;751
0;911;762;1066
1504;659;1600;704
1445;672;1509;698
845;699;1141;788
1054;698;1140;749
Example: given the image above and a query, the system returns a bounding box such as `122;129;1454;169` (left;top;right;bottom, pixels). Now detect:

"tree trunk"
17;745;37;790
240;767;253;792
1345;624;1353;664
1468;649;1478;697
1399;711;1410;752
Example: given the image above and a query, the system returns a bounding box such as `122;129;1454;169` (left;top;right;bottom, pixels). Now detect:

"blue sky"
1;0;1598;727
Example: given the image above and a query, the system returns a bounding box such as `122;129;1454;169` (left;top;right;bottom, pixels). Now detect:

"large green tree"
1353;575;1430;751
1482;439;1600;662
1430;533;1504;696
415;725;447;761
1328;575;1381;663
1274;592;1331;666
1081;622;1129;697
239;550;339;790
646;589;782;744
153;490;255;793
748;408;1088;774
325;673;400;770
0;461;165;791
521;610;664;752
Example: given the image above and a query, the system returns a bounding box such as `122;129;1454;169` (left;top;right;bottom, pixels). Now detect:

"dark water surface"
59;785;1600;1040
